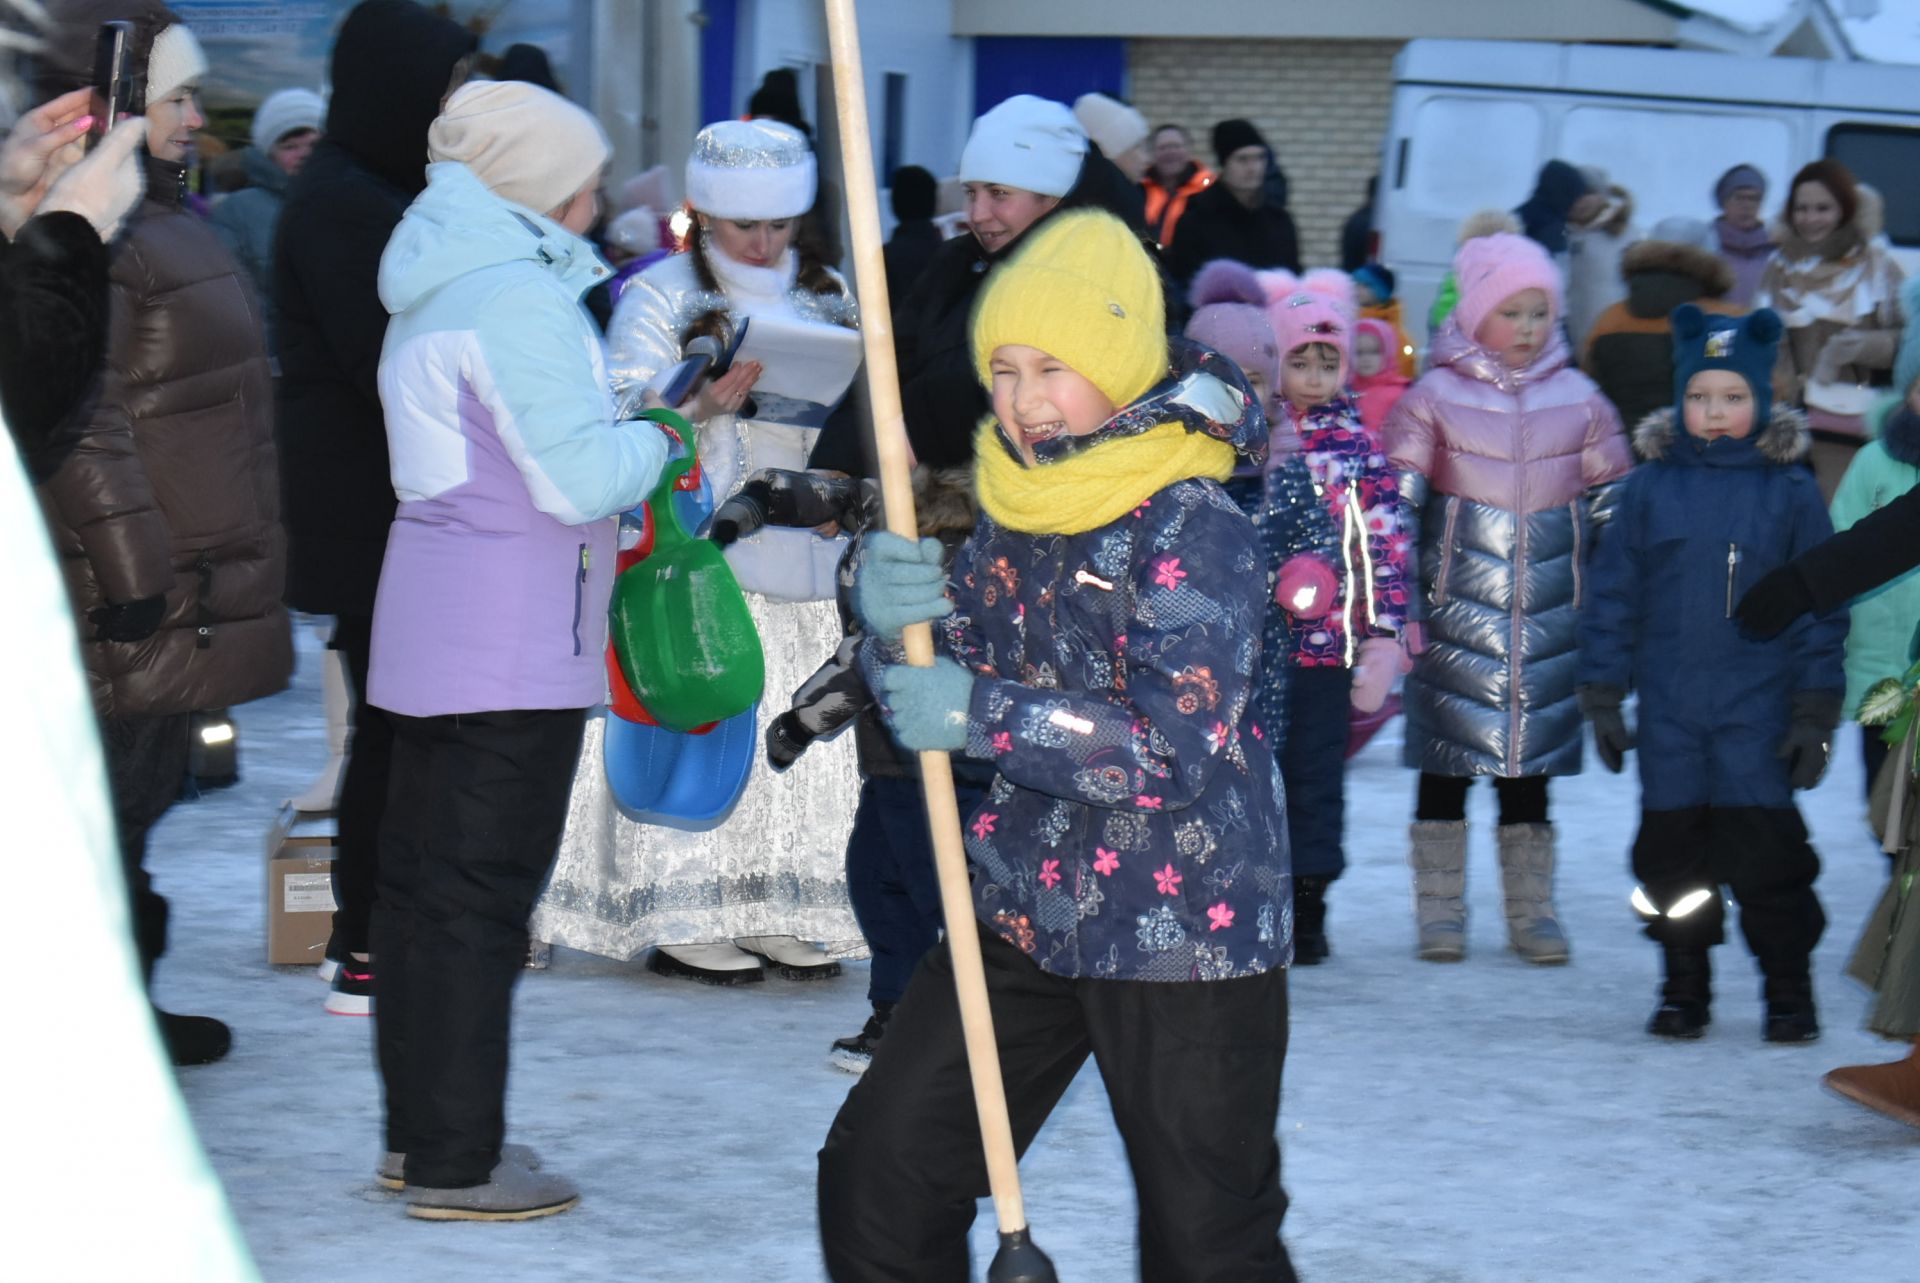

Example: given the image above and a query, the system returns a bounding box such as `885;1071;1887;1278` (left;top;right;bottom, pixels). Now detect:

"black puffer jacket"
37;150;290;717
273;0;475;614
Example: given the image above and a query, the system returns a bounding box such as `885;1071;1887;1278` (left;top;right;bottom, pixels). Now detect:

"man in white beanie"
211;87;326;365
365;78;675;1222
1073;91;1149;183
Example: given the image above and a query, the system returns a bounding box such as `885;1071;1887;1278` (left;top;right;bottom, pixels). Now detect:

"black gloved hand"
709;480;771;548
1578;684;1632;774
88;594;166;643
1734;564;1816;641
1777;689;1843;790
764;711;815;773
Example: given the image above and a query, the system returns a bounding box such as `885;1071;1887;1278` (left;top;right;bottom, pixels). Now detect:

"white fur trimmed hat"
145;22;208;105
685;119;817;221
960;95;1086;199
428;81;611;216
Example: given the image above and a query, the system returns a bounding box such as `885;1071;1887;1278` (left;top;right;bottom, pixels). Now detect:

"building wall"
955;0;1677;42
1128;38;1403;269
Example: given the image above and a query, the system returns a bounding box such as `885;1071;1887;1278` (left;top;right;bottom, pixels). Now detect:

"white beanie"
428;81;611;216
1072;93;1147;162
959;95;1087;199
684;119;816;221
145;23;208;106
605;207;661;256
251;88;325;153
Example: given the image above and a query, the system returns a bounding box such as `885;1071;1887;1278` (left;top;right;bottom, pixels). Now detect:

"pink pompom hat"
1450;232;1561;346
1260;269;1357;385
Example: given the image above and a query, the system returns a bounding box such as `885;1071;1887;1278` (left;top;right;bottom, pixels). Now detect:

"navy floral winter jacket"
875;345;1294;982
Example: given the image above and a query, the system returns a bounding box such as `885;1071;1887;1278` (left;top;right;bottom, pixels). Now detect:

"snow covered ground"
160;629;1919;1282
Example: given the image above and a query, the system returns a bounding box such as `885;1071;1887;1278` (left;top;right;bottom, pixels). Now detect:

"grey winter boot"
405;1151;578;1221
1409;821;1468;961
378;1143;542;1192
1496;822;1570;965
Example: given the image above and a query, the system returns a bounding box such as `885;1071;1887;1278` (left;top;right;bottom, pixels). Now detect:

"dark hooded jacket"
32;9;291;717
1515;160;1589;256
1162;180;1301;286
861;341;1293;982
1584;239;1742;434
811;150;1157;475
1579;405;1846;810
274;0;475;614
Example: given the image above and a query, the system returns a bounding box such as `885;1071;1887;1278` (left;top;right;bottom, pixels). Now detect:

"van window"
1560;105;1793;230
1826;124;1920;248
1403;96;1544;217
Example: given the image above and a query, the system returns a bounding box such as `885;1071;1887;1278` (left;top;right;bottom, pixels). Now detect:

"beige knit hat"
427;81;611;216
145;22;208;105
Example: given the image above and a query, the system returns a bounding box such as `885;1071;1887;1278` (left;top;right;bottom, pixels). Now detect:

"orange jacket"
1142;163;1214;248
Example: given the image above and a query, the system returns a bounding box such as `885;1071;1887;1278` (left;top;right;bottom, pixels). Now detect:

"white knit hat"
1073;93;1147;162
959;95;1087;199
684;119;816;221
145;22;208;105
428;81;611;216
251;88;325;153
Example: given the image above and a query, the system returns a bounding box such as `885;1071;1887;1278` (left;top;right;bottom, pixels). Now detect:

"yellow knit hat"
971;209;1167;409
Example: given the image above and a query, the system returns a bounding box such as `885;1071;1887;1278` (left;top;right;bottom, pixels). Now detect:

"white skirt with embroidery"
530;592;865;960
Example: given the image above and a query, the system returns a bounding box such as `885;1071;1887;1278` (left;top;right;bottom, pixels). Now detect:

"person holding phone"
32;3;292;1067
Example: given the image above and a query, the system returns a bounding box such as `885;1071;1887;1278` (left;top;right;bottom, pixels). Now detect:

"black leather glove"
1734;564;1816;641
764;711;815;773
1777;690;1843;791
88;594;166;643
1578;684;1632;774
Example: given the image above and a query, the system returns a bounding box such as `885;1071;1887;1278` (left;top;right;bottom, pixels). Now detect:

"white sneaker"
736;935;842;981
647;942;765;985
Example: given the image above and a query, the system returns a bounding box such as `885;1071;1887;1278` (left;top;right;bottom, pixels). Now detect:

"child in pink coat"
1352;315;1411;435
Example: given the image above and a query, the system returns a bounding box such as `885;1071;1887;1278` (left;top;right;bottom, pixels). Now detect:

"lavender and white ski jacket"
369;163;672;717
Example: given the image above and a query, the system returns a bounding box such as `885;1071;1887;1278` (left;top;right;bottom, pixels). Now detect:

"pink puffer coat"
1384;321;1632;777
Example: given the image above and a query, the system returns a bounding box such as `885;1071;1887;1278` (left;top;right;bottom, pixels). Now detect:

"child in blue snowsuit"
818;209;1298;1280
1579;305;1848;1043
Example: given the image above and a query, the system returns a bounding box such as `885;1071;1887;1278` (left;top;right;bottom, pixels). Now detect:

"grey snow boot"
1409;820;1468;961
1496;822;1570;965
378;1143;542;1192
405;1151;578;1221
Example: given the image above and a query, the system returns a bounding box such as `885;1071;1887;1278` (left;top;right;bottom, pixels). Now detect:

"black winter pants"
818;926;1297;1283
1415;772;1550;825
1281;665;1351;880
843;776;989;1006
371;707;586;1189
1630;805;1826;980
102;713;192;986
331;613;392;956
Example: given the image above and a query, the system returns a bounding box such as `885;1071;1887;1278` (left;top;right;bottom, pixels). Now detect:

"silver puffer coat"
1384;320;1632;777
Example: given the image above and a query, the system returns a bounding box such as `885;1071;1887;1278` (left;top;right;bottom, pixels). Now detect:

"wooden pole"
821;0;1032;1242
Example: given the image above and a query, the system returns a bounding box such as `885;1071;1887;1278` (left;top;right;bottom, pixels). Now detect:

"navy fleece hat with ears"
1671;304;1781;428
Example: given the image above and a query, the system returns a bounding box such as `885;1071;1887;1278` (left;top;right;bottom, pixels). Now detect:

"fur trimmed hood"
1619;239;1733;296
912;464;977;535
1633;404;1809;465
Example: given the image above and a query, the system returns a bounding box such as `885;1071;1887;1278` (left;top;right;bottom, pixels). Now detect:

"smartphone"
87;21;134;151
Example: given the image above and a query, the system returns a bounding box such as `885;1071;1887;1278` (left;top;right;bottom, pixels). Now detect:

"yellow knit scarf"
973;420;1237;535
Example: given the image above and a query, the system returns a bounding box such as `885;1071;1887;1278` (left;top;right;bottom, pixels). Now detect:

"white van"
1373;38;1920;344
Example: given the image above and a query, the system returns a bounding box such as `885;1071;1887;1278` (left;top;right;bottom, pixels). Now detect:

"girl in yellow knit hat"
819;210;1301;1280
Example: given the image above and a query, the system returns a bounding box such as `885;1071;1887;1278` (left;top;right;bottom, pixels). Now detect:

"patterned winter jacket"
875;347;1293;982
1278;394;1411;667
1385;319;1632;777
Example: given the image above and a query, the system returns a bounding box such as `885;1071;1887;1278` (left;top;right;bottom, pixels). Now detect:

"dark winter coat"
1579;407;1847;810
1584;240;1741;434
37;152;291;719
1514;160;1589;256
1163;182;1301;286
872;350;1292;983
273;0;476;614
0;211;109;478
209;148;291;363
1247;452;1340;760
882;218;942;328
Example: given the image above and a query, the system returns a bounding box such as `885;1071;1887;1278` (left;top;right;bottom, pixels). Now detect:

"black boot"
1293;876;1331;966
155;1008;232;1066
1762;975;1820;1044
1647;946;1711;1039
828;1001;894;1075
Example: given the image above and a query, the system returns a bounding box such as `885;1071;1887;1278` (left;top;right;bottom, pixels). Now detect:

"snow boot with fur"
1648;946;1711;1039
1409;820;1467;961
1822;1038;1920;1129
1496;822;1570;964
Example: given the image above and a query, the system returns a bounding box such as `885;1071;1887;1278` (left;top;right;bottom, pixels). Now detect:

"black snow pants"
102;712;192;986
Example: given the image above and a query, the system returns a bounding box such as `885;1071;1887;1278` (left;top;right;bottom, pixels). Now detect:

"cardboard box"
266;805;337;966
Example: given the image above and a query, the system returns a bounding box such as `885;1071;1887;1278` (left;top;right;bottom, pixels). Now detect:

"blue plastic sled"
602;702;758;831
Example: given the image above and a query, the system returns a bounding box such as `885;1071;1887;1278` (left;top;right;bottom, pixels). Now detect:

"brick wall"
1128;38;1403;270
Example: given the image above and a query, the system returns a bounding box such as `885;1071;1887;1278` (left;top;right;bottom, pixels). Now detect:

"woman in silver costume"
531;119;864;982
